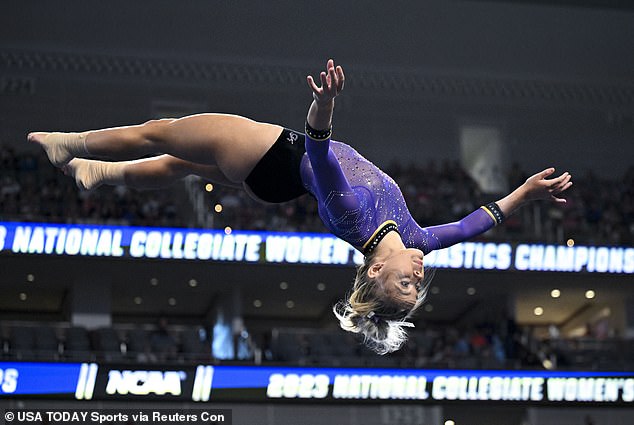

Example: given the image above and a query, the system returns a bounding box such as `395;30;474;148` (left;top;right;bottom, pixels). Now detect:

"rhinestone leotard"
299;135;497;254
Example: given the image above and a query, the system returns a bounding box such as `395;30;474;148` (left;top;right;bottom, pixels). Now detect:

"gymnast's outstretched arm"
303;59;361;216
420;168;573;252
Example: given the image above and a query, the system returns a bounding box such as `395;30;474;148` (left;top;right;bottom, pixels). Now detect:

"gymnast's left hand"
307;59;345;106
520;168;573;203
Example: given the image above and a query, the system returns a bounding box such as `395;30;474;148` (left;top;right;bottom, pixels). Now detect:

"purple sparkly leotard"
300;135;498;254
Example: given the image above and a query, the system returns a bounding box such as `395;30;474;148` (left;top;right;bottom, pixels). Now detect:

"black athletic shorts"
244;128;309;203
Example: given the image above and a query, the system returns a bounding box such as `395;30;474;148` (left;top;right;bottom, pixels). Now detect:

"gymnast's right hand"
307;59;345;106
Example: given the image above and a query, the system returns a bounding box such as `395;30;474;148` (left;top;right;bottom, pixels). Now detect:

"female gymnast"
29;59;573;354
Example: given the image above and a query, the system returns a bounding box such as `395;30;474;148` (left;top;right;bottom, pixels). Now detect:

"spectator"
150;317;178;363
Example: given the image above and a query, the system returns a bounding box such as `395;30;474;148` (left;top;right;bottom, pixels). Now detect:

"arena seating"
1;320;632;371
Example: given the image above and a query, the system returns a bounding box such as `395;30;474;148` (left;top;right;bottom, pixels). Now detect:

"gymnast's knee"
158;155;190;177
140;118;177;142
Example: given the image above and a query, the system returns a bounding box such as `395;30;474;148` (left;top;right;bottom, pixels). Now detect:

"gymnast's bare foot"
28;131;88;168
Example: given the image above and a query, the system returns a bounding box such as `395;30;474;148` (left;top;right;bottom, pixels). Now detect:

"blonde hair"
333;254;434;355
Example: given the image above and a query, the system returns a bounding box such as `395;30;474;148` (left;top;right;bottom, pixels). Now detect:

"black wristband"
483;202;505;225
305;121;332;141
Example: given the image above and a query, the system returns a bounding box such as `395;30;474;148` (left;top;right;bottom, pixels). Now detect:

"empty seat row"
1;324;211;363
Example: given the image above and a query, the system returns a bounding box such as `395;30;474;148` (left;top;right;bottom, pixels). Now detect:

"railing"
183;175;213;229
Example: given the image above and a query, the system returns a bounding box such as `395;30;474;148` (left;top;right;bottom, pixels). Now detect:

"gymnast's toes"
27;132;49;144
28;131;74;167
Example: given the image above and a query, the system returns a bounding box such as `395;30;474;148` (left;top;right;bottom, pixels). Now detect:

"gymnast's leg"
65;155;242;191
29;113;283;183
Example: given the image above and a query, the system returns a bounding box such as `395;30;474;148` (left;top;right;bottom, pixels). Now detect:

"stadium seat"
92;327;124;362
33;326;60;360
63;326;92;361
125;328;152;363
8;326;35;360
180;327;211;361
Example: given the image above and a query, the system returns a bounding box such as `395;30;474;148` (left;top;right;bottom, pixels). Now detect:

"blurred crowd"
2;144;633;246
0;146;186;227
2;318;631;371
270;319;633;371
268;319;524;370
